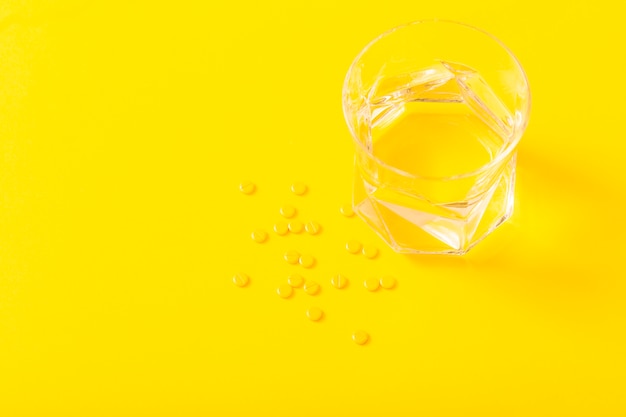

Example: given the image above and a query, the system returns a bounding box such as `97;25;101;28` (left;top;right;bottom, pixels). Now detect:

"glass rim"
342;19;531;181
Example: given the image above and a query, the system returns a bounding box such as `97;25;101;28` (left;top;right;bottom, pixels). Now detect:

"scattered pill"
304;221;322;235
277;284;293;299
362;244;379;259
364;277;380;292
345;240;362;254
287;274;304;288
232;273;249;287
306;307;323;322
273;222;289;236
284;250;300;265
279;205;297;218
380;275;397;289
251;229;268;243
288;221;304;234
340;204;354;217
331;274;348;289
299;254;315;269
239;181;255;195
352;330;369;345
303;280;320;295
290;182;308;196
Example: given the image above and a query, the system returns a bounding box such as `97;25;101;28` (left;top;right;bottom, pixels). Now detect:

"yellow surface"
1;1;626;416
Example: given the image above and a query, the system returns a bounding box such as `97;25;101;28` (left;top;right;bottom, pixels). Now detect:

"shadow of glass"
403;142;626;310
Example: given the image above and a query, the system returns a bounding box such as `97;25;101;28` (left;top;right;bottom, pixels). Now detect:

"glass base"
353;157;516;255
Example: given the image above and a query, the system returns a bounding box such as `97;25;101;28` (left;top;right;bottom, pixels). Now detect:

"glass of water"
343;20;531;255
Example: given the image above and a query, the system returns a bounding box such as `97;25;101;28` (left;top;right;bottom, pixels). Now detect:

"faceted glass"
343;20;531;254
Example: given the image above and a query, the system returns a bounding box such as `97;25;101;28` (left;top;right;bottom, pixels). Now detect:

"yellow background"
1;1;626;415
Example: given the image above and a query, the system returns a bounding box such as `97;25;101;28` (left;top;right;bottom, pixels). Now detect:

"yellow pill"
251;229;268;243
290;182;308;196
380;275;397;289
299;254;315;269
287;274;304;288
364;277;380;292
284;250;300;265
279;205;297;218
362;244;379;259
304;221;322;235
288;221;304;234
306;307;323;322
277;284;293;299
239;181;256;195
273;222;289;236
352;330;369;345
331;274;348;289
303;280;320;295
345;240;362;254
232;273;249;287
339;204;354;217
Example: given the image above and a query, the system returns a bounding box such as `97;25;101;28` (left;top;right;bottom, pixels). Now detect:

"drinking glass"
343;20;531;254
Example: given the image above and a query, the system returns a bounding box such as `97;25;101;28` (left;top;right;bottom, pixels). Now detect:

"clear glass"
343;20;531;255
